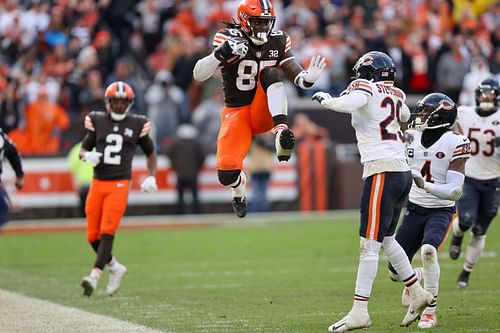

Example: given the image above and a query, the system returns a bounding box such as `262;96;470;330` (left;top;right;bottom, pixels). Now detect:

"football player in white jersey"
448;77;500;289
312;51;433;332
389;93;471;329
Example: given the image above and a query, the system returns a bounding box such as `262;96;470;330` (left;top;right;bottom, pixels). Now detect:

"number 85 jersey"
213;27;294;107
82;111;154;180
405;129;471;208
456;105;500;180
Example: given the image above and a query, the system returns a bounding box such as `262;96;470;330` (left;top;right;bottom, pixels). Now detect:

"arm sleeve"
193;53;221;82
4;138;24;177
423;169;465;201
138;135;155;156
322;91;369;113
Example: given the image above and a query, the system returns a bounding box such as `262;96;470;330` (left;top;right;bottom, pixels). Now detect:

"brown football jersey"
82;111;154;180
213;28;294;107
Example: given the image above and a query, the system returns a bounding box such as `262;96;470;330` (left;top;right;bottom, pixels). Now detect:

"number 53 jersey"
456;106;500;180
82;111;153;180
405;129;471;208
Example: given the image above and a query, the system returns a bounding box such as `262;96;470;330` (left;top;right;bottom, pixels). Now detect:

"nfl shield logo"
256;51;261;58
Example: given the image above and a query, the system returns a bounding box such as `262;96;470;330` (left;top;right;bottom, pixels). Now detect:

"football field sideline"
0;289;168;333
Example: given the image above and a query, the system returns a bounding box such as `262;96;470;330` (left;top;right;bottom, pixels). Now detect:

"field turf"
0;213;498;332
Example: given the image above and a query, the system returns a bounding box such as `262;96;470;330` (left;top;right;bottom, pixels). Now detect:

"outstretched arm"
312;90;369;113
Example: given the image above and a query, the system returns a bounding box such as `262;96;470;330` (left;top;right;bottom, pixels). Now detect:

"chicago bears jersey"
456;106;500;180
406;129;471;208
82;111;153;180
212;27;294;107
347;79;407;164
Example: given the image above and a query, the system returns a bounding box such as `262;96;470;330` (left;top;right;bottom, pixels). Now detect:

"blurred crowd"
0;0;499;157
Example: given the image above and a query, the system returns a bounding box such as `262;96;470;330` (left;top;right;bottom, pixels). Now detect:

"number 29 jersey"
213;27;294;107
456;106;500;180
82;111;154;180
346;79;408;164
405;129;471;208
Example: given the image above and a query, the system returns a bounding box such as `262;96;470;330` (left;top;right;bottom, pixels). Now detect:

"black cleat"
276;129;296;162
449;235;463;260
232;197;247;218
456;270;470;289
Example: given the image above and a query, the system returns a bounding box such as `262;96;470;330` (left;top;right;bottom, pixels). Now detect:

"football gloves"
411;169;425;189
296;55;327;88
312;91;334;105
140;176;158;193
82;151;103;167
214;37;249;64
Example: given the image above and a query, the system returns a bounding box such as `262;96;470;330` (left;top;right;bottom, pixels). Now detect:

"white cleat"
417;312;438;329
81;275;98;297
401;287;434;327
401;287;410;307
106;263;127;296
328;309;371;332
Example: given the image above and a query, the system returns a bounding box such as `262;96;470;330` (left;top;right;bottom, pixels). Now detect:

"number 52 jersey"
405;129;471;208
456;106;500;180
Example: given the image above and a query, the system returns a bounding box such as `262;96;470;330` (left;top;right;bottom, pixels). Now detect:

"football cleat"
275;129;295;162
448;235;463;260
81;275;98;297
401;287;410;307
401;287;434;327
456;270;470;289
106;263;127;296
232;197;247;218
417;312;438;329
327;309;371;333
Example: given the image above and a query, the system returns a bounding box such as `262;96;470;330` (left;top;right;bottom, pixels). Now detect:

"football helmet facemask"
411;93;457;131
475;77;500;113
237;0;275;46
104;81;135;121
353;51;396;82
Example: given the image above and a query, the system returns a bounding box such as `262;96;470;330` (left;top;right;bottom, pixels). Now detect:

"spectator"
0;80;20;133
459;56;492;106
166;124;206;215
247;132;275;213
191;87;223;154
9;89;69;155
67;141;93;217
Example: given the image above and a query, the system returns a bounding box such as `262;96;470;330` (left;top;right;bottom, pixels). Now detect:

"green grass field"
0;213;499;333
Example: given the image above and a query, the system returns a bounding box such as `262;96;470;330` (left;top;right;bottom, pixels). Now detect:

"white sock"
354;238;381;300
107;257;119;270
414;267;423;282
90;267;102;279
230;172;247;198
464;234;486;272
267;82;287;117
421;244;439;297
452;217;464;237
382;236;415;281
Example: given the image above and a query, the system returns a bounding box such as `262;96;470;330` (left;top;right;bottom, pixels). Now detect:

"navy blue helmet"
412;93;457;131
353;51;396;82
475;77;500;112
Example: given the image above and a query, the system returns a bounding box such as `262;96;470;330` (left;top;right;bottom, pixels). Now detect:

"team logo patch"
124;128;133;137
435;151;445;159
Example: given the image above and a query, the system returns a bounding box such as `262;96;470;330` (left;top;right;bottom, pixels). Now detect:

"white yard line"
0;289;168;333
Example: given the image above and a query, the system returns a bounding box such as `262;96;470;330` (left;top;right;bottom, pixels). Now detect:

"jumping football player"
193;0;326;218
313;51;433;332
80;81;158;297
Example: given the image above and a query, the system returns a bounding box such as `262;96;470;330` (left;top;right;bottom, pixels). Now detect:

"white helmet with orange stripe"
104;81;135;121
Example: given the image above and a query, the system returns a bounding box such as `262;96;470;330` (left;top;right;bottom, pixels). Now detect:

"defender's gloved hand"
140;176;158;193
82;151;103;167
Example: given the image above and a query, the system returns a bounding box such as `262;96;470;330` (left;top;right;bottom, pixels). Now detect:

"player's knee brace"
218;169;241;186
420;244;437;265
260;67;284;90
